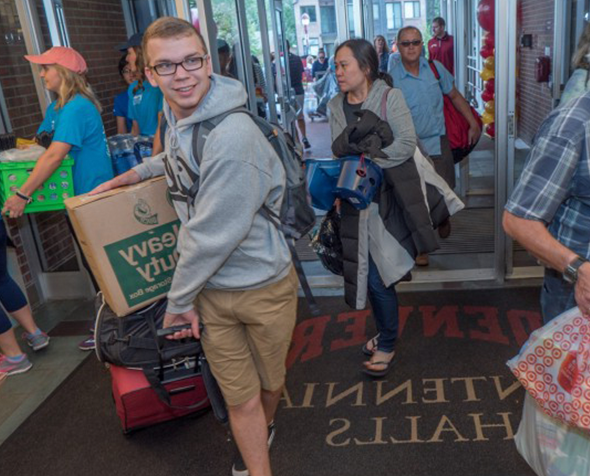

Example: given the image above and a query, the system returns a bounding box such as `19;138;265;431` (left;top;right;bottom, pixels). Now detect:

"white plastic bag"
507;306;590;430
515;393;590;476
0;145;46;162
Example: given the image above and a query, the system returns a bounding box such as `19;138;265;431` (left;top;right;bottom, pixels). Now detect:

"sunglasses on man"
399;40;422;47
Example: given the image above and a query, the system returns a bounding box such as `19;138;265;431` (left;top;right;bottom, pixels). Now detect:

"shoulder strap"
428;59;441;81
192;106;252;164
380;87;392;121
159;115;168;147
160;107;252;169
171;107;251;206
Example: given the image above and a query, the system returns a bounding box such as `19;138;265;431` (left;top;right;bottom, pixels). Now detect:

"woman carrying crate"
2;47;113;218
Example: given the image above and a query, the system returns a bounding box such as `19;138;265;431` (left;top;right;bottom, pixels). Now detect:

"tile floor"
0;298;93;446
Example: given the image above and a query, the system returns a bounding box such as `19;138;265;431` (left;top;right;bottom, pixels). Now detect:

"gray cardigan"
328;79;416;167
328;79;464;309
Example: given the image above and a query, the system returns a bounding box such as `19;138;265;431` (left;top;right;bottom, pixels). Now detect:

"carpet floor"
0;288;542;476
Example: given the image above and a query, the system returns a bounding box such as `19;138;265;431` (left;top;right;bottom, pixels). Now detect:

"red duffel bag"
429;60;483;163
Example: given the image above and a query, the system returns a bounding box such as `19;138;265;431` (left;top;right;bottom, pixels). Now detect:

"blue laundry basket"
305;158;342;211
334;155;383;210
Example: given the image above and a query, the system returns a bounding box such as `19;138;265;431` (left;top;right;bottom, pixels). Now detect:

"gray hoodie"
134;74;291;314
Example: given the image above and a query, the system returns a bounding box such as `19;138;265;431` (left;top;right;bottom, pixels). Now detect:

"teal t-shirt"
38;94;114;195
388;57;454;156
127;81;163;136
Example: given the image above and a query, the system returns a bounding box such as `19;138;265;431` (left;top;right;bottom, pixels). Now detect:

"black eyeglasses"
399;40;422;48
150;55;208;76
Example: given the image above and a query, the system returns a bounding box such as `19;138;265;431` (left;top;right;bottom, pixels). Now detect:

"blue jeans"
367;254;399;353
0;221;27;334
540;269;576;325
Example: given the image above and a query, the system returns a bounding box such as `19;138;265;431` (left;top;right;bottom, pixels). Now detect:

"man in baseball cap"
24;46;87;74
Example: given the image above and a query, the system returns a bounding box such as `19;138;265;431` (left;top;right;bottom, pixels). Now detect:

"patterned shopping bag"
507;307;590;430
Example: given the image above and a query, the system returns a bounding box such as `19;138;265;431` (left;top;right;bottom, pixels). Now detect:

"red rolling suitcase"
110;362;210;434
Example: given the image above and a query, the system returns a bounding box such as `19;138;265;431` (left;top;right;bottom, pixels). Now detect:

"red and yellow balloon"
478;0;495;139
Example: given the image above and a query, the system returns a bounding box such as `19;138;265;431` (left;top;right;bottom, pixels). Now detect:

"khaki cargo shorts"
196;266;298;407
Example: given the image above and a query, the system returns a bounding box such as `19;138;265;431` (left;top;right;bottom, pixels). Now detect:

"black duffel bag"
94;293;227;424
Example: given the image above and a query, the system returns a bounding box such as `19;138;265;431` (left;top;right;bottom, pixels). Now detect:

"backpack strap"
380;88;391;122
428;59;441;80
192;107;252;164
159;114;168;148
287;240;321;316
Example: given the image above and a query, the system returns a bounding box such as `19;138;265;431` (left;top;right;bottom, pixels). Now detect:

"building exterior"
293;0;428;57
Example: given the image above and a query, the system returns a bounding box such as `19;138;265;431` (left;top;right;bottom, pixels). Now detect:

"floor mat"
0;288;542;476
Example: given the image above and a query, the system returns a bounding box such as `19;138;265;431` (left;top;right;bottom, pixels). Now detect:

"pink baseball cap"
25;46;88;74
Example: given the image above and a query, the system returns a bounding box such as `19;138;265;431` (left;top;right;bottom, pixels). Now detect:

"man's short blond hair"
142;16;208;65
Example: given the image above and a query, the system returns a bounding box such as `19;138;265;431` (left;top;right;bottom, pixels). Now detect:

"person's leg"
430;136;455;189
197;288;272;476
0;221;46;352
0;328;23;357
228;394;272;476
540;270;577;324
10;305;38;335
0;315;33;375
243;267;298;421
261;387;282;426
0;271;35;370
297;117;307;140
365;255;398;374
296;94;310;149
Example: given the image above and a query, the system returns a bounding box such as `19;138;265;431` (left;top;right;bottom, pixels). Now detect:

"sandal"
362;350;395;378
362;334;380;356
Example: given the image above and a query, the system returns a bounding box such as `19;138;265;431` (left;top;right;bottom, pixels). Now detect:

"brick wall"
63;0;128;136
0;0;46;138
517;0;555;144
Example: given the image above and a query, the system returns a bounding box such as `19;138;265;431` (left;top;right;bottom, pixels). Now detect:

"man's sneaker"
302;137;311;149
23;330;50;351
78;336;95;351
231;421;276;476
0;354;33;375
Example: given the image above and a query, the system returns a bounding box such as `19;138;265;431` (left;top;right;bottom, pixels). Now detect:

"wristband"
15;191;33;204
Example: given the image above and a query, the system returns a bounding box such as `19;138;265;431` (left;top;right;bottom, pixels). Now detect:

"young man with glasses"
387;26;480;266
92;17;298;476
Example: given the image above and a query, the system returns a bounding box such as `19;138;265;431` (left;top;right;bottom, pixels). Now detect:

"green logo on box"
134;198;159;225
104;220;181;307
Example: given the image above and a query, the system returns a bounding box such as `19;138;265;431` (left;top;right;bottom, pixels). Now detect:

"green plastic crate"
0;158;75;213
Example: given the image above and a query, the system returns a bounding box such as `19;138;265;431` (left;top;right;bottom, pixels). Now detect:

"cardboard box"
65;177;180;316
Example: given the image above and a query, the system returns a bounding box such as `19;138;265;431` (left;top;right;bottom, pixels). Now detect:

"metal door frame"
497;0;522;282
335;0;349;44
270;0;299;135
257;0;278;124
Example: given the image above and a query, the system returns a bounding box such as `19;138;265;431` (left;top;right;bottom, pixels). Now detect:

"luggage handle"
143;367;209;411
169;384;195;396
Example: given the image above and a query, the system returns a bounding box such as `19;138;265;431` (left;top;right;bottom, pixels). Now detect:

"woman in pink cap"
2;46;114;218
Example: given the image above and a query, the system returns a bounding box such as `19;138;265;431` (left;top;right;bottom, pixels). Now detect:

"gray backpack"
161;107;315;239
